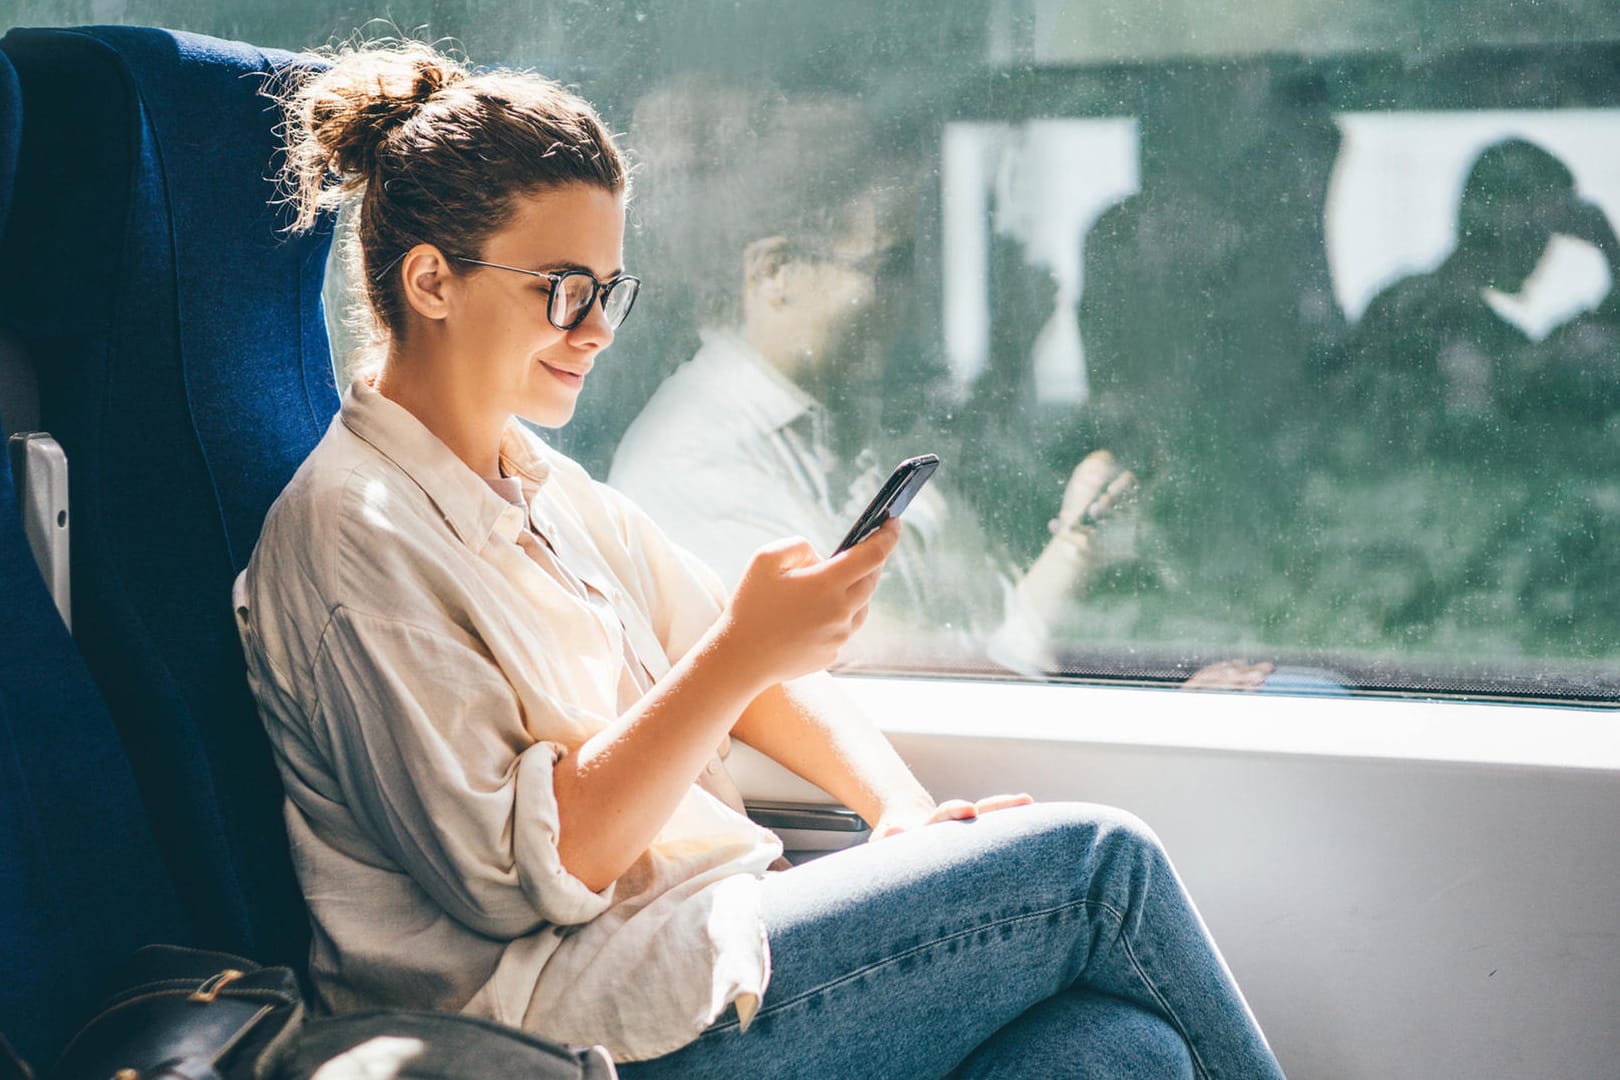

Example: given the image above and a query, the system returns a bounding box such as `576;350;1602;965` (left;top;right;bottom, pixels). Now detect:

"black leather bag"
44;946;302;1080
37;945;616;1080
269;1012;617;1080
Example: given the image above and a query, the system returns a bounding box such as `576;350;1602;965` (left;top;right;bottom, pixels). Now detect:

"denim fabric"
620;803;1284;1080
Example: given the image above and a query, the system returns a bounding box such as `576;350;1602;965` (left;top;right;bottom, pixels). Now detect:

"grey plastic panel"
745;799;872;857
8;432;70;630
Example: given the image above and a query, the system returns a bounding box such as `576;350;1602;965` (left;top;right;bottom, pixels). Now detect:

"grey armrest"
745;800;871;862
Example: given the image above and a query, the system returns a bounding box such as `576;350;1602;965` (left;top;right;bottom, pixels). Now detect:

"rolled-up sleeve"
312;605;613;937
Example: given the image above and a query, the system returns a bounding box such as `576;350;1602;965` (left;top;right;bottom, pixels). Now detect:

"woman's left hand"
869;793;1035;841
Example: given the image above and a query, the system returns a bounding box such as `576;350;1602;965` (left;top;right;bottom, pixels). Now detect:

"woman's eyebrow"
536;259;627;278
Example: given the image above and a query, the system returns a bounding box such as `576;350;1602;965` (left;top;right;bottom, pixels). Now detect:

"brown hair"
278;39;628;354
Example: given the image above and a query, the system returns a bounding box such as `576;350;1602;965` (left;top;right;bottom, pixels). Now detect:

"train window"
25;1;1620;706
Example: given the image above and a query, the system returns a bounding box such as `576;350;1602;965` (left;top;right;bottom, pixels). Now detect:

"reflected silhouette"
1320;136;1620;658
1344;137;1620;452
1081;71;1346;448
1077;69;1346;595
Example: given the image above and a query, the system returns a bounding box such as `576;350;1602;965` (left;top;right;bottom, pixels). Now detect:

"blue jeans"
619;802;1285;1079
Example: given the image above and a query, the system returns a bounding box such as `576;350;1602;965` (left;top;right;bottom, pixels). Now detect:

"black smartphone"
834;453;940;554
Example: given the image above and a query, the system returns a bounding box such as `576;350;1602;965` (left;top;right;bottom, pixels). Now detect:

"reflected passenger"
610;195;1137;675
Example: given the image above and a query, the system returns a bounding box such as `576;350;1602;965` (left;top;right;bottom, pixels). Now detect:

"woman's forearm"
552;624;767;892
729;673;933;827
554;524;901;892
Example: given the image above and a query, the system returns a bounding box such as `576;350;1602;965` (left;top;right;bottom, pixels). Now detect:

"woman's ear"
399;243;455;321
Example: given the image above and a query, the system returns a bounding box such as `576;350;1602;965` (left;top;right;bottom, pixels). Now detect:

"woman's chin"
519;403;576;429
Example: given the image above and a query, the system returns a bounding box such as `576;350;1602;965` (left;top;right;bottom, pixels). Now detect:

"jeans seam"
1114;912;1213;1080
703;896;1115;1039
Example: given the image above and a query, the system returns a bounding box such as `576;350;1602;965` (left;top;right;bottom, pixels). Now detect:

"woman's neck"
374;352;506;479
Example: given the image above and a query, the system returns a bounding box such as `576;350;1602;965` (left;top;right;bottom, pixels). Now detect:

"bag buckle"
187;969;245;1004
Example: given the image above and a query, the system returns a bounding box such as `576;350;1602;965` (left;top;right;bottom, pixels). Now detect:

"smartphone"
834;453;939;554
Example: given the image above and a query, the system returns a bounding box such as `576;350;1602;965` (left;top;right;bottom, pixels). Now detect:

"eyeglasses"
452;257;641;331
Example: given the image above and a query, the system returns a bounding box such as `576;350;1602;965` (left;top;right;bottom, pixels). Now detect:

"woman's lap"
618;802;1278;1080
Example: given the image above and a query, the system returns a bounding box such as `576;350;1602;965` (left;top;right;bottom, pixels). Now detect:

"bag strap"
152;1058;225;1080
0;1034;33;1080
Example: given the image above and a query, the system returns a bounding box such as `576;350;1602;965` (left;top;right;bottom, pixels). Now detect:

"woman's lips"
541;361;586;388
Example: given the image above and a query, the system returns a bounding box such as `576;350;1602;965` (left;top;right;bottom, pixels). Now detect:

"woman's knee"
999;802;1177;916
1022;802;1171;868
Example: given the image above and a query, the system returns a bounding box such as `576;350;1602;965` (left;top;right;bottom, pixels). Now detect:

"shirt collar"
692;328;822;435
340;377;553;553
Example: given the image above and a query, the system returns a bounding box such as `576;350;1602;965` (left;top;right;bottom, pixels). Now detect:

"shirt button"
705;759;720;775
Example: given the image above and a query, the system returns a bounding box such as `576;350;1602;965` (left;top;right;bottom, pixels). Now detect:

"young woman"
234;40;1288;1079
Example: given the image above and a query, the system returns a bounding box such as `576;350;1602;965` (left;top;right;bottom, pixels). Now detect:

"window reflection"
275;4;1620;702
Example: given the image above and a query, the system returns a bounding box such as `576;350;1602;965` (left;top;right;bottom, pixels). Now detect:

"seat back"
0;26;338;969
0;411;189;1066
0;47;188;1068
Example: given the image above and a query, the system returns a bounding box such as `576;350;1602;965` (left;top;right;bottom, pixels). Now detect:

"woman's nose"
566;296;616;350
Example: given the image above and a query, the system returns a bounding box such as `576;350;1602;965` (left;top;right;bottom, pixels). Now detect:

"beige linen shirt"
232;378;782;1062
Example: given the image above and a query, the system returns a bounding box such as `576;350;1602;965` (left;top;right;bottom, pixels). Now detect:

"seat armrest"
745;800;871;862
8;432;69;629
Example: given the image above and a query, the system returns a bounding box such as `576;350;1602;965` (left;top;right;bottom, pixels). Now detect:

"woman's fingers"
870;794;1038;841
846;569;882;607
974;793;1034;814
827;518;901;578
923;795;1035;827
931;794;1034;824
929;798;978;824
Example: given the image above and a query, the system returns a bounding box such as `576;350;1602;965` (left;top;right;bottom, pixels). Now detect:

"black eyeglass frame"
451;256;642;330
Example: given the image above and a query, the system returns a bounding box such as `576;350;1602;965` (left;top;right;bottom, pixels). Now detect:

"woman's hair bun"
278;41;468;228
308;41;466;176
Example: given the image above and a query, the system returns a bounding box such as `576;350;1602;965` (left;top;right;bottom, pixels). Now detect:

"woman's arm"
552;522;900;891
729;673;1034;839
729;672;934;828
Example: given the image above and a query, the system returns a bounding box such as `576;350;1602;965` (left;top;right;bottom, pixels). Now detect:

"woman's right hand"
717;518;902;687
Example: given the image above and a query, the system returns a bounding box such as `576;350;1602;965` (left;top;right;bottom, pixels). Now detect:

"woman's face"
447;183;626;428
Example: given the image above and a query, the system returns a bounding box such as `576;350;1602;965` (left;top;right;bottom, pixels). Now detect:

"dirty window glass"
24;0;1620;703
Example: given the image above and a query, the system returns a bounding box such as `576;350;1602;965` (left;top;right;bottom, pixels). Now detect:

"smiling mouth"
541;361;588;385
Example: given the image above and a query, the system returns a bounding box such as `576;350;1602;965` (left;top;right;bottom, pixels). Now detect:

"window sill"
834;673;1620;773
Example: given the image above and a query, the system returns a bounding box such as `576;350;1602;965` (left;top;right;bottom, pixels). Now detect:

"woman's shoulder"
251;421;447;611
262;421;388;534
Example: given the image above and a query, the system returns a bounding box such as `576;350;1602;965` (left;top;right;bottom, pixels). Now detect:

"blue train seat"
0;26;338;972
0;46;188;1067
0;406;188;1067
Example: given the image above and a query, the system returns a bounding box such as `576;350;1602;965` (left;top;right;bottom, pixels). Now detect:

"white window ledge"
835;674;1620;773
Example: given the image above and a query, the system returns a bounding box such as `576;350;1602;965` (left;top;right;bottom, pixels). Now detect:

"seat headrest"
0;24;339;567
